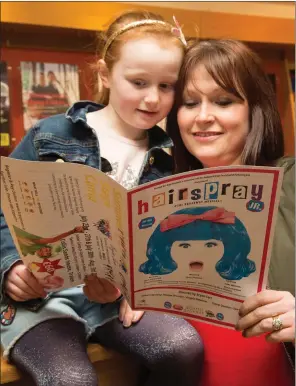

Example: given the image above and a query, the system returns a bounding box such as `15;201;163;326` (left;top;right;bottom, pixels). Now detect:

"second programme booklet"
1;156;283;328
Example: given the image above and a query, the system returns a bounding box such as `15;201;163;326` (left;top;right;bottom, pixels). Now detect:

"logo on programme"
205;310;215;318
173;304;183;311
216;312;224;321
139;217;155;229
246;200;264;212
164;302;172;309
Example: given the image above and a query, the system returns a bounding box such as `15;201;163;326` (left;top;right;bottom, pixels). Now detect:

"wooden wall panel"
1;2;294;44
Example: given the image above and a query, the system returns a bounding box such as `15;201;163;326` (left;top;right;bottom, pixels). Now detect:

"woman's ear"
98;59;110;88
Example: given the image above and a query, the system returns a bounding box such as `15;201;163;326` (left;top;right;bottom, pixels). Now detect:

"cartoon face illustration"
139;206;256;280
36;246;53;257
170;239;224;274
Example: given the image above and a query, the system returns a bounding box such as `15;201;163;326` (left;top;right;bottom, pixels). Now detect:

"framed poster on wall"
0;62;11;147
21;62;80;131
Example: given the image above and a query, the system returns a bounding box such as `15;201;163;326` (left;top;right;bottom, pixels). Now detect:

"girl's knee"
42;362;98;386
58;371;98;386
173;325;204;365
151;319;204;367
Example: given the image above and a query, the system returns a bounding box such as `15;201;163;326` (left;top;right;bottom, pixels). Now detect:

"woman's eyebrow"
184;81;231;97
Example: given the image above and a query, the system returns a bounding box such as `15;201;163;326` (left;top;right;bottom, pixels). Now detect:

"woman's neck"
201;155;243;169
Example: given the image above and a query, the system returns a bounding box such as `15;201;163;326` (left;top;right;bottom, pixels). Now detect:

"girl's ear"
98;59;110;89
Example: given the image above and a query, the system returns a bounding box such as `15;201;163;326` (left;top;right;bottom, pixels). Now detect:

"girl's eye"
132;80;146;87
179;243;191;248
205;242;218;248
216;99;233;107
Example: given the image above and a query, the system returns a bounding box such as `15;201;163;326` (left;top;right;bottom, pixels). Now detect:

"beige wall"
124;2;295;19
1;1;294;44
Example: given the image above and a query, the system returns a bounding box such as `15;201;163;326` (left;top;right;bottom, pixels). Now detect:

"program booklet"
1;156;283;328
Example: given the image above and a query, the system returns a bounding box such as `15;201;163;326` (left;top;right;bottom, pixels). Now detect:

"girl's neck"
95;105;148;141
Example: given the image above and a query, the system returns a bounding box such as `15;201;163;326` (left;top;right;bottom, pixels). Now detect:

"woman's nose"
194;104;215;124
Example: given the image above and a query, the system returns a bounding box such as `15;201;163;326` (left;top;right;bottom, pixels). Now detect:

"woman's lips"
193;132;222;142
189;261;204;271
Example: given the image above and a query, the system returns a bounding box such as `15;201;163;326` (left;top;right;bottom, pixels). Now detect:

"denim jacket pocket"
38;149;88;164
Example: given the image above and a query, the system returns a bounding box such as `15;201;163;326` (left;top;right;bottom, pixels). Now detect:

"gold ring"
272;316;283;331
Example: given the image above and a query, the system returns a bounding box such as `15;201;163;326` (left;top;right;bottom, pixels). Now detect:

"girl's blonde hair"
94;10;186;104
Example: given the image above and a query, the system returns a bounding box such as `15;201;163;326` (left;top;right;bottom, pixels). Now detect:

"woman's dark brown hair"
166;39;284;173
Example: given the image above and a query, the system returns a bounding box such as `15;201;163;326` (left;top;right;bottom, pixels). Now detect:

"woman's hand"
119;297;144;328
5;262;47;301
83;275;121;303
236;290;295;343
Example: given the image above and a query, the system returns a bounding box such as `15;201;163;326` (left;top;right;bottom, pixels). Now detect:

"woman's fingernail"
123;320;130;328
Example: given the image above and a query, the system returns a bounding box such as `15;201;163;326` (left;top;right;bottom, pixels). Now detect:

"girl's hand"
5;262;47;301
83;275;121;303
119;297;144;328
236;290;295;343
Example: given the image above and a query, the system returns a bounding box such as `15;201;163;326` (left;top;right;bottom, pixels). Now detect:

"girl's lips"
137;109;158;116
189;261;204;271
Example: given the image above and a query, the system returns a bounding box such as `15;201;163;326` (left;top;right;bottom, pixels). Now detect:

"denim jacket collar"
65;101;173;151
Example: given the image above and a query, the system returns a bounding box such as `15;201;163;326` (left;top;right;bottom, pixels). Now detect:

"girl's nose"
144;88;160;110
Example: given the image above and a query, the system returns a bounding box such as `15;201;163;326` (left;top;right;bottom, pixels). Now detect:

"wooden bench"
1;344;140;385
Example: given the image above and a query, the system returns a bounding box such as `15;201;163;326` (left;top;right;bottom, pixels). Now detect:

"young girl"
0;11;204;386
167;39;294;386
139;206;255;280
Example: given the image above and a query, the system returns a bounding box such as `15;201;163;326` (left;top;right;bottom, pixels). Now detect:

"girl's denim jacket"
0;101;174;309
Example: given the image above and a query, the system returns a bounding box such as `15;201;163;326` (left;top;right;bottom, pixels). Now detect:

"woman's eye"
179;243;191;248
183;101;199;108
216;99;233;107
205;242;218;248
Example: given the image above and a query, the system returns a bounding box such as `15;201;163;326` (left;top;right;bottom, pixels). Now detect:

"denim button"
149;156;154;165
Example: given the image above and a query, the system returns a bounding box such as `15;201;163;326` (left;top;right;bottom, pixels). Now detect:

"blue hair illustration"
139;206;256;280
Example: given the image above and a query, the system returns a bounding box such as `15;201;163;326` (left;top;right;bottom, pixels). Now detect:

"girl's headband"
160;208;235;232
102;16;187;59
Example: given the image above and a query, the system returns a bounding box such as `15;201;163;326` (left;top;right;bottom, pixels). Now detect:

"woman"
167;39;295;386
